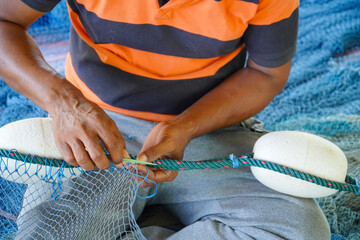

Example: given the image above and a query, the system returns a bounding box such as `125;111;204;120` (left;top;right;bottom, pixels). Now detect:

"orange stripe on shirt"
249;0;299;25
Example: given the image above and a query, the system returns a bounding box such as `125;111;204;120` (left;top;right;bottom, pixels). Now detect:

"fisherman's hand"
49;95;127;170
136;121;193;187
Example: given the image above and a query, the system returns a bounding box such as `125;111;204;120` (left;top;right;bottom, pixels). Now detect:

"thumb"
136;153;148;163
137;141;171;163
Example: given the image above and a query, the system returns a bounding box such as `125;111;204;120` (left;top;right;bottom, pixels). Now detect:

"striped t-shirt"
22;0;299;122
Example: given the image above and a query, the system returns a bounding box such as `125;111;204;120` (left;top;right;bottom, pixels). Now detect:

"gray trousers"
106;111;331;240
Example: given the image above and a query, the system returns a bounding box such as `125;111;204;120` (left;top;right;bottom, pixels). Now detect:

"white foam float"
0;118;82;184
252;131;348;198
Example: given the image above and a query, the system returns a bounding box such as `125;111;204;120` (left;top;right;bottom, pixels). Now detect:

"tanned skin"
0;0;291;187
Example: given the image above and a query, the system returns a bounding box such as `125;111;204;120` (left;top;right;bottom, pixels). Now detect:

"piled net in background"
0;0;359;239
256;0;360;239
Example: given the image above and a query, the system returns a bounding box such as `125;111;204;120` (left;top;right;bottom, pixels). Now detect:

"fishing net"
0;0;360;239
0;164;144;239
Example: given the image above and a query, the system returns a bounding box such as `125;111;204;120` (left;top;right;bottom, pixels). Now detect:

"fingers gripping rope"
0;149;359;196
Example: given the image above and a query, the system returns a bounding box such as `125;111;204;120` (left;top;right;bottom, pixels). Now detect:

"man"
0;0;330;239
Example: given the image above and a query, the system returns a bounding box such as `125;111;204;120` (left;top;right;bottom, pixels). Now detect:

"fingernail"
123;149;130;159
116;160;132;169
115;162;124;168
137;154;148;162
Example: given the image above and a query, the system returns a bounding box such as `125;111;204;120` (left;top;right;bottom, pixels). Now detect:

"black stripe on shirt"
69;27;247;114
21;0;61;12
237;0;259;4
244;8;299;68
67;0;244;59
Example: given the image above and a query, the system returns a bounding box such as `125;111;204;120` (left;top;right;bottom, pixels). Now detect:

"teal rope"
0;148;359;194
0;149;75;168
150;154;359;194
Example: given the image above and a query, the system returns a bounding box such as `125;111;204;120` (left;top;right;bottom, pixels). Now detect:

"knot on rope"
229;154;240;168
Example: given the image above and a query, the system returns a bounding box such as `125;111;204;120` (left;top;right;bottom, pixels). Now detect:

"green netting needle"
123;158;157;166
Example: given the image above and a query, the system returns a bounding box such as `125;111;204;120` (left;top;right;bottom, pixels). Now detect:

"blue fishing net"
0;155;144;239
0;0;359;239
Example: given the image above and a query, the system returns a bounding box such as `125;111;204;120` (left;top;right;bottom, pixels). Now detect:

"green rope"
0;149;358;195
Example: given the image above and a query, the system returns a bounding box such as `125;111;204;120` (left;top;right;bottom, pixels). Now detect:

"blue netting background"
0;0;359;239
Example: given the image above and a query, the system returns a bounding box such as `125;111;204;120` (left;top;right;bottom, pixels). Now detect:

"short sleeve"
21;0;61;12
243;0;299;68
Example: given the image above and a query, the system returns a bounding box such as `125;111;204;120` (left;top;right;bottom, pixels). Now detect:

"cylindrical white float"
251;131;348;198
